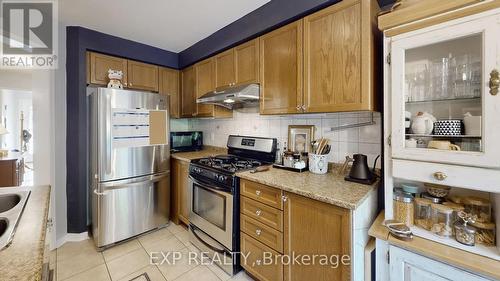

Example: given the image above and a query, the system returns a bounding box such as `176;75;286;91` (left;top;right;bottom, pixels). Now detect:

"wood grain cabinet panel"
241;196;283;231
159;67;180;118
215;49;236;89
181;66;197;118
235;39;259;85
259;20;303;115
283;192;351;281
303;2;362;113
241;214;283;252
127;60;159;92
171;159;189;225
241;233;284;281
241;179;283;210
195;58;233;118
88;52;128;86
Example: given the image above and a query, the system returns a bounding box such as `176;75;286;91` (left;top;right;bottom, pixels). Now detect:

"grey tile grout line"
101;252;114;281
138;229;170;281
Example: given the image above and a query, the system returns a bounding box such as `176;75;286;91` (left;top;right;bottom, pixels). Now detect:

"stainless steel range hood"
196;83;259;109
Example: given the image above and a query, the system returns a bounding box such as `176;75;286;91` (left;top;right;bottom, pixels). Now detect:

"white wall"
0;90;32;150
188;109;383;167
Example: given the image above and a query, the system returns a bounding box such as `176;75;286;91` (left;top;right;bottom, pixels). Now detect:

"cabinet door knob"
255;229;262;236
255;190;261;196
489;69;499;96
282;195;288;202
301;105;306;111
255;209;262;216
433;172;447;181
129;82;133;86
296;105;301;111
255;259;262;266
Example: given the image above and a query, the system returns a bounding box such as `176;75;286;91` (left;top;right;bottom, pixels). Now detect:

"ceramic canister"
308;154;328;174
434;120;462;136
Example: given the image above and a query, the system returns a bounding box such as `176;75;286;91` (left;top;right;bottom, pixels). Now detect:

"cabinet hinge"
386;52;391;65
386;251;390;264
387;134;392;146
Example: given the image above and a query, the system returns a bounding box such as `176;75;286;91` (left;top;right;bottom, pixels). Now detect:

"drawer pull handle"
256;229;262;236
255;190;261;196
433;172;447;181
255;209;262;216
489;69;499;96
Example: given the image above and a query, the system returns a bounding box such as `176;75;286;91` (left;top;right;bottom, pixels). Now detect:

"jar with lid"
421;192;444;204
414;198;432;230
443;202;465;226
463;196;491;223
393;192;414;226
430;204;454;237
454;222;477;246
471;221;496;246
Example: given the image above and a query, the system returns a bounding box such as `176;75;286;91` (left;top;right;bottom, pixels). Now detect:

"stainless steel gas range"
188;135;277;275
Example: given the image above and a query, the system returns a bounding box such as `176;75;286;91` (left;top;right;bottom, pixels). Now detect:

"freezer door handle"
100;171;169;192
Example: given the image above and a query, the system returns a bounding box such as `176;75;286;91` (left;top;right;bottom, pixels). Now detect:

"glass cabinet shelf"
406;134;481;139
406;96;480;105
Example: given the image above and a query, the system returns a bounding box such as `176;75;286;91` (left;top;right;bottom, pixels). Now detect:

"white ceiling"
59;0;270;53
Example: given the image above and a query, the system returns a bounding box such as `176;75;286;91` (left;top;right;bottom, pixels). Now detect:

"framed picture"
288;125;315;153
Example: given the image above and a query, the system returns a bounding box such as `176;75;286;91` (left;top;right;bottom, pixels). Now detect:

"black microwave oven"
170;131;203;152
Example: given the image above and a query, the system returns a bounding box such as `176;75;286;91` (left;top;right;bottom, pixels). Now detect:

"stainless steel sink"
0;194;21;213
0;189;30;250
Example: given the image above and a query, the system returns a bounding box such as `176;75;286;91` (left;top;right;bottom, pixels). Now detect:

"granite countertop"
0;185;51;281
236;166;379;210
171;146;227;162
369;211;500;280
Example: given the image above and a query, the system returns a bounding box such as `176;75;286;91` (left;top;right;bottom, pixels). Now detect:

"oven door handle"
188;175;231;193
191;226;226;254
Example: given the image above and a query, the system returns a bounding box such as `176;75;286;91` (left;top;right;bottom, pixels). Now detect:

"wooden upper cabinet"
303;2;362;113
127;60;159;92
283;192;351;281
195;58;217;117
235;39;259;85
303;0;379;113
215;49;236;89
88;52;128;86
159;67;180;118
260;20;303;115
181;66;197;118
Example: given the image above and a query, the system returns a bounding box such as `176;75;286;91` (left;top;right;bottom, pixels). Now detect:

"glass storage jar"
421;192;444;204
431;204;454;237
454;222;477;246
414;198;432;230
471;221;496;246
463;196;491;223
443;202;465;226
394;192;414;226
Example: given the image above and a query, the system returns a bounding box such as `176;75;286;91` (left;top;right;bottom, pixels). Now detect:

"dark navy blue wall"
66;27;178;233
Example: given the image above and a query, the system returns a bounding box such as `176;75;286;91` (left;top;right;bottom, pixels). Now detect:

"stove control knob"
217;175;227;182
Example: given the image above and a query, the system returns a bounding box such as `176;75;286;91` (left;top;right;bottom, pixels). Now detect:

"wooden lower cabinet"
240;180;351;281
283;192;351;281
241;232;284;281
171;159;190;225
0;154;24;187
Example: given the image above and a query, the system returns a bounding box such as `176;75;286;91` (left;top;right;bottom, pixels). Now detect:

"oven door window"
192;183;226;230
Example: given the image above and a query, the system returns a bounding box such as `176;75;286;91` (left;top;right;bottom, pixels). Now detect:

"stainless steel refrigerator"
88;87;170;248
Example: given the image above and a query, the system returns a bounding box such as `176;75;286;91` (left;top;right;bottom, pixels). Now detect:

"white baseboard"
55;232;90;248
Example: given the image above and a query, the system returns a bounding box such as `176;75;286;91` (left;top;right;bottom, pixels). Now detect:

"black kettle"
345;154;380;185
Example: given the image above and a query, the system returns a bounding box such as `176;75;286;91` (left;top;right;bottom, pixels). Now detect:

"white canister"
308;154;328;174
463;113;482;136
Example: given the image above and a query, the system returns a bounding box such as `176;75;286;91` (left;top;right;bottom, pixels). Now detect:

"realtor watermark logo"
1;0;58;69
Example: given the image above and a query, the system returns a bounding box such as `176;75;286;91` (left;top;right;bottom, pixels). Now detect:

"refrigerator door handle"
100;172;169;192
93;189;107;196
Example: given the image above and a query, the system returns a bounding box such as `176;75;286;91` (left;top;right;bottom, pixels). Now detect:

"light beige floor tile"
166;223;187;235
103;239;141;262
57;239;97;261
57;245;105;280
141;235;185;255
173;230;190;246
206;263;231;281
230;271;255;281
156;247;197;280
138;228;174;246
174;265;220;281
61;264;110;281
117;265;166;281
106;248;151;281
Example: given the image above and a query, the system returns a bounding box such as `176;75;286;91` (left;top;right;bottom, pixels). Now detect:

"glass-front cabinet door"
391;12;500;168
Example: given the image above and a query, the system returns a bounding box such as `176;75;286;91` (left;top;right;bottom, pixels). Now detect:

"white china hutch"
379;3;500;281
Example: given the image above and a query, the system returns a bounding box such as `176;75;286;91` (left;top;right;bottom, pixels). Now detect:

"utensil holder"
308;154;328;174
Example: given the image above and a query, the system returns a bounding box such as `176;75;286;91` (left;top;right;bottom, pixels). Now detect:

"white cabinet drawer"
392;159;500;193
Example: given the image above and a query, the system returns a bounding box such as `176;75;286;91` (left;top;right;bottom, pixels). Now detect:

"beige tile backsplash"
181;109;382;167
